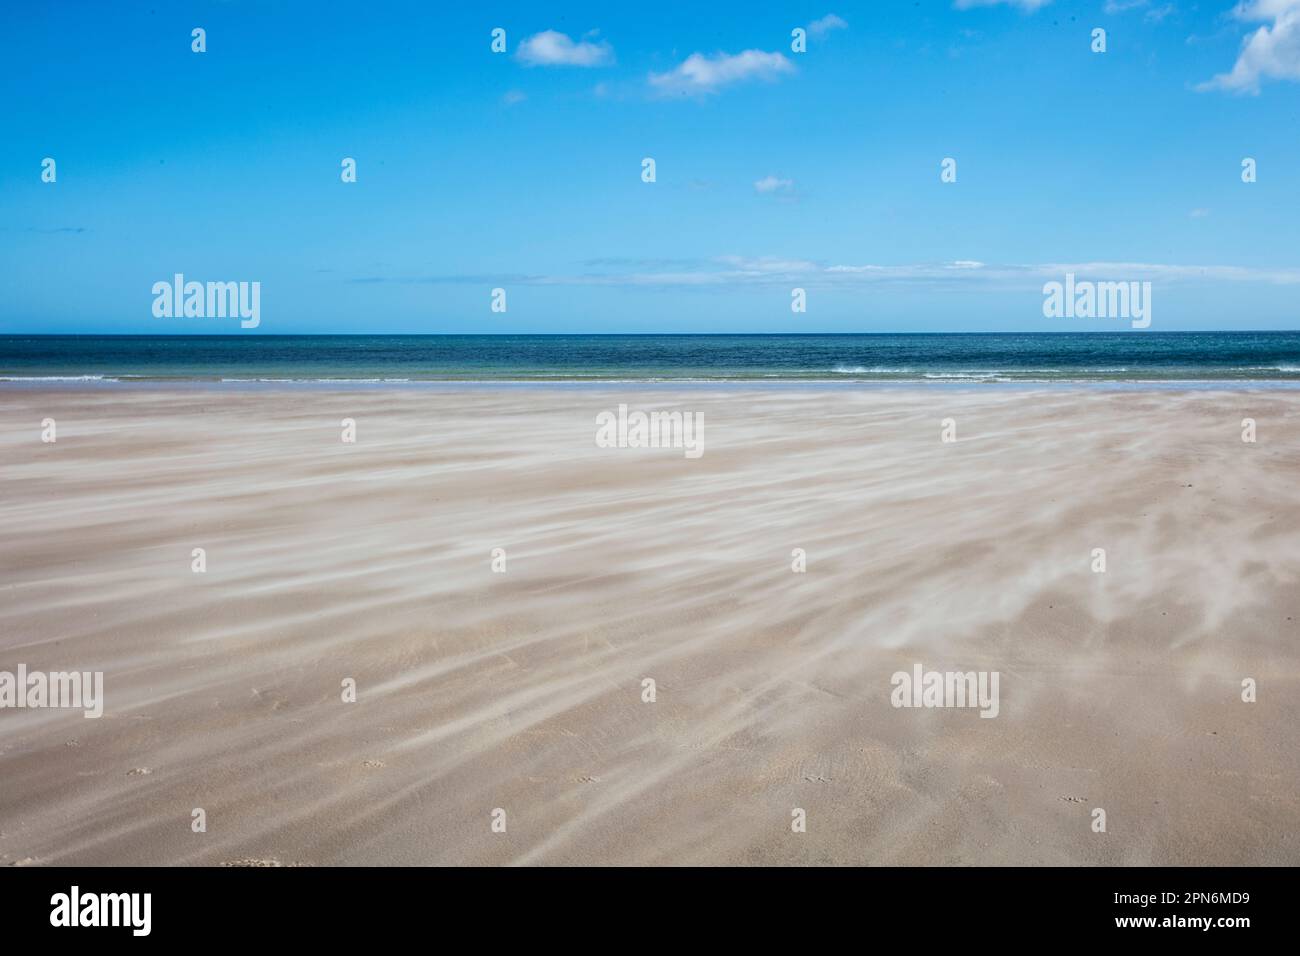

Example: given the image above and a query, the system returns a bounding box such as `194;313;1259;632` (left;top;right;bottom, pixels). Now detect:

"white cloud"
954;0;1052;11
808;14;848;37
1199;0;1300;93
649;50;795;96
502;90;527;105
753;175;794;193
517;30;613;68
1189;207;1211;218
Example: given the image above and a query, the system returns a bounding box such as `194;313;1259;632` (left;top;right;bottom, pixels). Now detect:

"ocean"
2;332;1300;384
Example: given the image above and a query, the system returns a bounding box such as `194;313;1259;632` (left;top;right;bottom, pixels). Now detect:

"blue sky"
2;0;1298;333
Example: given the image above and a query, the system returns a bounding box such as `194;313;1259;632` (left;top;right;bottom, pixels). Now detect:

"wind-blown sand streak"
1;387;1297;865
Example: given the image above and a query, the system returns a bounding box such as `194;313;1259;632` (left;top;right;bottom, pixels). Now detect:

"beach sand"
1;386;1297;866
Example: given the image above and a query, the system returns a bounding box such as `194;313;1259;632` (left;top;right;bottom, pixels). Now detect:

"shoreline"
5;378;1300;391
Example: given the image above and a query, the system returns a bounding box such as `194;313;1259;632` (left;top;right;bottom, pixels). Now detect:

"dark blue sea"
2;333;1300;384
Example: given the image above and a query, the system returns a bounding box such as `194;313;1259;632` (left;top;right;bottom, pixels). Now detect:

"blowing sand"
1;386;1297;866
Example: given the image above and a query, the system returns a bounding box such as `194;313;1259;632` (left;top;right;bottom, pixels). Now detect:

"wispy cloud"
648;50;795;96
753;175;794;194
1198;0;1300;93
582;257;708;269
954;0;1052;11
352;257;1300;289
516;30;613;68
808;14;849;37
501;89;527;106
1106;0;1176;19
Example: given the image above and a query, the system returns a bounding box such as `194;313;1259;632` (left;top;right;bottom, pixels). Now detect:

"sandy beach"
1;385;1297;866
